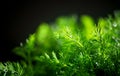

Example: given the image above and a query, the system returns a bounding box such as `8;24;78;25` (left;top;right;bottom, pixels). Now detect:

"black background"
1;0;120;61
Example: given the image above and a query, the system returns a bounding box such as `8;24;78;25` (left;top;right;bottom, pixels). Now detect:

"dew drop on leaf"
20;42;23;47
113;22;117;27
117;43;120;46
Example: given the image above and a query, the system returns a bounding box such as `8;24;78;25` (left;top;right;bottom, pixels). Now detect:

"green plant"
0;62;23;76
1;11;120;76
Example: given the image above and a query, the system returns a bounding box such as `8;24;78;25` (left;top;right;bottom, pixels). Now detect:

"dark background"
1;0;120;61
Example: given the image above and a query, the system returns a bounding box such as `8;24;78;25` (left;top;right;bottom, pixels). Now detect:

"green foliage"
0;62;23;76
1;11;120;76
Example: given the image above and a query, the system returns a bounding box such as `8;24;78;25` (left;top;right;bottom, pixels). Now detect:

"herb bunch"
1;11;120;76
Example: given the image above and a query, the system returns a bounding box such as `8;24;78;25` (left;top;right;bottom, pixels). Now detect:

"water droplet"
112;63;114;66
20;42;23;46
113;22;117;27
4;69;8;72
69;34;72;38
90;69;93;72
60;71;64;74
110;27;112;30
112;36;118;42
118;60;120;62
112;36;115;39
56;72;58;75
77;66;80;69
118;43;120;46
96;62;99;66
26;39;28;43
